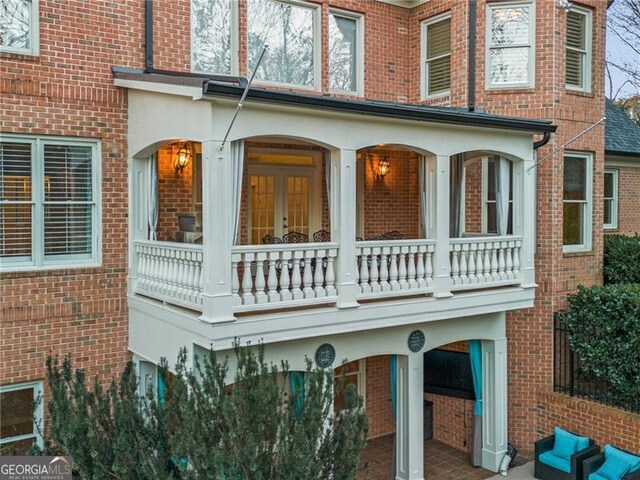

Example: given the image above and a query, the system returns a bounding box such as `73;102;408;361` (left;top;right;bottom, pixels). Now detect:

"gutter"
468;0;477;112
533;131;552;150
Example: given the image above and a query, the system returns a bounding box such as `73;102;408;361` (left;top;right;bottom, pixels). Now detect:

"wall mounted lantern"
375;157;390;180
174;143;192;173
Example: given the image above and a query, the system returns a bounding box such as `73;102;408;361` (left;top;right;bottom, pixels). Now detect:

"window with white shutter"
422;14;451;98
0;136;100;271
566;7;592;92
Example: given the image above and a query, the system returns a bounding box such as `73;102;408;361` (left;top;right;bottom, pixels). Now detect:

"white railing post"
426;154;453;297
332;148;359;308
199;140;235;323
521;156;536;287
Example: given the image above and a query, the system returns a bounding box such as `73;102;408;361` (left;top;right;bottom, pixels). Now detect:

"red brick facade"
607;165;640;235
2;0;637;463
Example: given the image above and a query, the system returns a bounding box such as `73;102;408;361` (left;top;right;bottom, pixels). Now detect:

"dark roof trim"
605;149;640;158
204;82;556;134
112;67;556;134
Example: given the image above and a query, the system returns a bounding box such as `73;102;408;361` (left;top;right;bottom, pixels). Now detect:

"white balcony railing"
231;243;339;312
449;236;522;291
355;239;436;300
133;240;204;310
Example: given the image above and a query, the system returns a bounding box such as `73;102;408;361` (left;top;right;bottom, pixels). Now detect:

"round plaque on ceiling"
408;330;425;353
315;343;336;368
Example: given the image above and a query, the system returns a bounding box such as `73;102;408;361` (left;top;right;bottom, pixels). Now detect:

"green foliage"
45;344;368;480
604;234;640;284
557;284;640;403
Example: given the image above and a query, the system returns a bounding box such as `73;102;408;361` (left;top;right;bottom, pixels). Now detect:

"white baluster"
505;243;514;280
498;241;506;281
379;248;390;291
389;247;400;291
467;244;477;284
291;251;303;300
314;249;326;297
425;246;434;288
231;253;241;306
279;250;292;302
360;247;371;294
459;245;468;285
303;249;315;299
513;242;521;279
451;245;460;285
254;252;268;303
398;247;408;290
267;251;279;303
241;253;255;304
369;247;381;293
483;244;492;282
416;245;426;289
325;248;337;297
475;243;485;284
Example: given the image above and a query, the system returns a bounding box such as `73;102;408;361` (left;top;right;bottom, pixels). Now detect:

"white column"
395;354;424;480
199;140;235;323
520;156;536;287
481;337;508;473
128;156;149;297
332;148;359;309
426;154;452;297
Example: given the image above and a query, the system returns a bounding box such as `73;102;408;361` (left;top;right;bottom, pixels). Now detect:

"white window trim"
563;151;593;253
420;12;452;100
565;5;592;93
328;8;365;97
604;169;618;230
190;0;239;76
0;0;39;56
249;0;322;91
485;1;535;90
0;380;44;451
0;134;102;272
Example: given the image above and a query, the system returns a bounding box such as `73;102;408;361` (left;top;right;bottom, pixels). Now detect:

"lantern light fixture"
174;143;192;173
375;157;390;180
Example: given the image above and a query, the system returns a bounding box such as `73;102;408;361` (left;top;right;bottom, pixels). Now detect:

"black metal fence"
553;316;640;414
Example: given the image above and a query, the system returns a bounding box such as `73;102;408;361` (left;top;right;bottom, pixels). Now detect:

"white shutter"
426;18;451;95
566;11;586;88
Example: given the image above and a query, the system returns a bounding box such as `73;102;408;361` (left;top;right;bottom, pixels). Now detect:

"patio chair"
534;427;599;480
262;234;283;244
582;445;640;480
283;231;309;243
384;230;403;240
313;229;330;242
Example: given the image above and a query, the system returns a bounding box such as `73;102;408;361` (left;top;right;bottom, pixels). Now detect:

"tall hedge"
557;284;640;404
604;234;640;284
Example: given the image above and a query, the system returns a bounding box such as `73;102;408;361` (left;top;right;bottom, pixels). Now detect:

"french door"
248;169;314;244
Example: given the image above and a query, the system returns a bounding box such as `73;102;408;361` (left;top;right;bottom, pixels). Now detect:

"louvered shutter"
43;144;94;258
0;142;33;260
566;11;586;88
426;18;451;95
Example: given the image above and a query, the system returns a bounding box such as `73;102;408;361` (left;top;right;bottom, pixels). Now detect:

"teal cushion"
597;445;633;480
590;474;610;480
575;434;590;452
540;451;572;473
607;445;640;472
553;427;579;461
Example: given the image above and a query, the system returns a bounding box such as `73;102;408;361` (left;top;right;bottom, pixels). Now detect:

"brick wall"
607;166;640;236
425;393;474;453
365;355;395;440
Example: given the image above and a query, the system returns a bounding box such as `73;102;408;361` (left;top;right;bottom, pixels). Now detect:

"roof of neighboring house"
605;99;640;157
112;67;556;135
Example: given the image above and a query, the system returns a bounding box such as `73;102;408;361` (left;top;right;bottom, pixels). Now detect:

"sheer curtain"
230;140;245;245
494;156;510;236
469;340;483;466
450;154;465;238
147;154;158;241
419;156;428;237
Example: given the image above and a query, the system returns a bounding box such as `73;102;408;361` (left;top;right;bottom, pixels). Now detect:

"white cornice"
375;0;431;8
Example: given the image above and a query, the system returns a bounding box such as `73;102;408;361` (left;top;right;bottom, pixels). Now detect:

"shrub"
604;234;640;284
557;284;640;404
45;344;368;480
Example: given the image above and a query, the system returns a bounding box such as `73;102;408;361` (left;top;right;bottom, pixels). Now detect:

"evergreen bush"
603;234;640;284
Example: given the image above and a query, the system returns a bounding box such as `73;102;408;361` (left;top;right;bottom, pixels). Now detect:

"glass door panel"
285;175;310;236
250;175;276;244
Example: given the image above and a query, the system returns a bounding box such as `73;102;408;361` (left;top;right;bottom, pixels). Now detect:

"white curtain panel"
230;140;245;245
147;153;158;241
449;154;465;238
419;155;428;238
325;153;332;228
494;156;510;236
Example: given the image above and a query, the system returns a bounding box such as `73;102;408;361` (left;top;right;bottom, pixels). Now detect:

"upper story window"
0;381;43;455
604;169;618;230
0;0;39;55
0;136;101;271
328;10;363;95
421;14;451;99
486;2;534;89
566;6;592;92
563;152;592;252
191;0;234;74
247;0;320;90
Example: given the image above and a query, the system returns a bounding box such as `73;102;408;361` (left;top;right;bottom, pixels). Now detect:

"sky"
605;4;639;99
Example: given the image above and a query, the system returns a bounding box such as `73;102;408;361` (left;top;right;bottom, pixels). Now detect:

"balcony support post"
199;140;236;323
332;148;359;308
520;156;536;287
426;154;453;297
